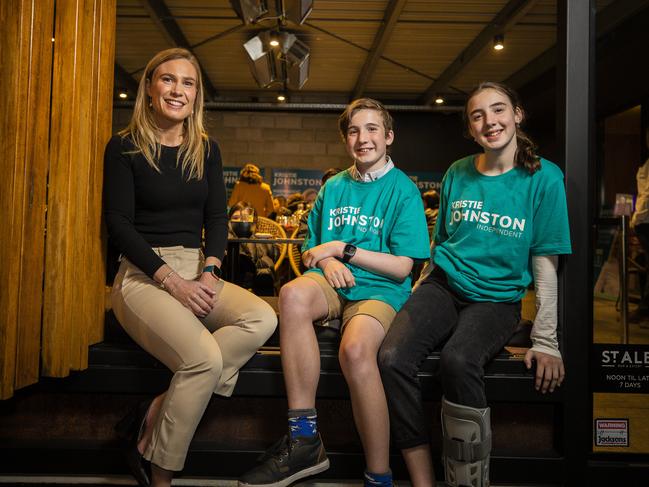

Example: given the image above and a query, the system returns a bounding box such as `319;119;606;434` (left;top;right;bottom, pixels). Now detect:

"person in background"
286;192;306;214
302;188;319;208
297;168;344;239
421;189;440;239
630;127;649;323
239;98;429;487
379;82;571;487
228;201;279;295
321;167;344;186
104;48;277;487
270;196;291;220
228;163;275;217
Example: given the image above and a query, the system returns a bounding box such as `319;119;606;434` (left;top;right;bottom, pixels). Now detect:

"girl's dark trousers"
378;268;521;449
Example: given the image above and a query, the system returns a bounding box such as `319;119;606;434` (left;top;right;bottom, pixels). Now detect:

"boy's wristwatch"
202;265;222;279
342;244;357;263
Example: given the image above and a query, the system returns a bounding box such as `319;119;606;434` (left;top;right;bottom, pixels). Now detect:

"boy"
239;98;430;487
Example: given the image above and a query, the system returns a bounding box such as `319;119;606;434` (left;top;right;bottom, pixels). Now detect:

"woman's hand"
524;349;565;394
198;271;221;306
303;241;343;268
320;257;355;289
165;272;216;318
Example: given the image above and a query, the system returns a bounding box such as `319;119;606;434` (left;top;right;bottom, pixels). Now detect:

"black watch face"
344;245;356;261
211;266;222;278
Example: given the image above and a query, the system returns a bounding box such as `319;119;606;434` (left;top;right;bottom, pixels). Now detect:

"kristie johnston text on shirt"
449;200;526;238
327;206;384;234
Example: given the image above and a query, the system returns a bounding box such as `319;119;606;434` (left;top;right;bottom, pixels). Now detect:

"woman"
378;82;572;487
104;48;277;487
228;163;274;217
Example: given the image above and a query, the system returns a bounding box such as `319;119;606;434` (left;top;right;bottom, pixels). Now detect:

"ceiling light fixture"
435;96;444;105
118;91;128;99
269;31;280;47
243;30;310;89
277;94;286;102
231;0;314;25
493;34;504;51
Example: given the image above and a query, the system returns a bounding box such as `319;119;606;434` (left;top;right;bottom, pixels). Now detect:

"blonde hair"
119;48;208;180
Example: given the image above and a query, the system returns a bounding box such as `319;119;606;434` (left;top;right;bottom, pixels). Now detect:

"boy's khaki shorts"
303;271;396;332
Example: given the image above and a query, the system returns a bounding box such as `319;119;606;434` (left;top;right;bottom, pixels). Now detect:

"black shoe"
238;433;329;487
115;401;152;487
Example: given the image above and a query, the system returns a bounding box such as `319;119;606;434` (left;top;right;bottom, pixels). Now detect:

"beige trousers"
111;246;277;471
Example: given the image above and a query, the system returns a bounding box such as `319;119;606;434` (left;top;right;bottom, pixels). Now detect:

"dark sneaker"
238;433;329;487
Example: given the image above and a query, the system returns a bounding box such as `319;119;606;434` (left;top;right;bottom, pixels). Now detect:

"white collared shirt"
349;157;395;182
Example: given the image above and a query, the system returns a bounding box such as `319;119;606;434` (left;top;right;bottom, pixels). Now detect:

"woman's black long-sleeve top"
103;134;228;278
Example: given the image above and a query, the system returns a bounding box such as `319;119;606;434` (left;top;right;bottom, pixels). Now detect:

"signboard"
406;171;444;194
594;419;629;447
271;169;324;198
591;344;649;393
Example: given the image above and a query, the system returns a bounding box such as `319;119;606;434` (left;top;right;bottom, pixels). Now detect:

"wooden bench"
72;297;559;403
25;297;563;484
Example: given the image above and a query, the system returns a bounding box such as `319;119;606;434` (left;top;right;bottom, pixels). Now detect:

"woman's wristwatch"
202;265;222;280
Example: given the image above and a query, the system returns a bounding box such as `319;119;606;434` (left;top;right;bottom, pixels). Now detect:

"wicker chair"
255;216;287;271
288;226;306;277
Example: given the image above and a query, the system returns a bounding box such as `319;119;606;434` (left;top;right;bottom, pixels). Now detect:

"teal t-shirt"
303;167;430;311
432;155;572;302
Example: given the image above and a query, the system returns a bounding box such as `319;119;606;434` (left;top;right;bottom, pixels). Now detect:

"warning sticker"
594;419;629;447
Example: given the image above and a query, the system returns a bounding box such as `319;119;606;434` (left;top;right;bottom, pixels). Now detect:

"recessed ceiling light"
493;34;504;51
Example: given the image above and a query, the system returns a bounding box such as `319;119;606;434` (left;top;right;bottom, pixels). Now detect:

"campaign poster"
407;171;444;194
271;169;324;198
591;344;649;393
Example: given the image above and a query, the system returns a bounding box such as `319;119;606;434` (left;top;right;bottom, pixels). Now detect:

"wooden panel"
0;0;24;400
43;0;115;377
0;0;55;399
400;0;506;22
453;23;556;91
89;0;116;345
167;0;239;18
594;393;649;453
15;1;56;390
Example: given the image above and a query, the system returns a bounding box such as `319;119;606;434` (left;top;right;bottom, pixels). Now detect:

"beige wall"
114;108;351;172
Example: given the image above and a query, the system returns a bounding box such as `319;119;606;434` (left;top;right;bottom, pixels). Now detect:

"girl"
378;82;571;487
104;48;277;487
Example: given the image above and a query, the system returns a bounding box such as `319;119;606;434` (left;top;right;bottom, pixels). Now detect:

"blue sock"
364;470;392;487
288;408;317;438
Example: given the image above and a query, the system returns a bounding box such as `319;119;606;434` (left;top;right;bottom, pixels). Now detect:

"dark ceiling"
114;0;646;108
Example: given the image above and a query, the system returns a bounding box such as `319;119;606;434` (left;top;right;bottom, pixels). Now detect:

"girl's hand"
165;273;216;318
524;349;565;394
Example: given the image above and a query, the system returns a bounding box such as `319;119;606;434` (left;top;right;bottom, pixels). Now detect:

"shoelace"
256;434;290;463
